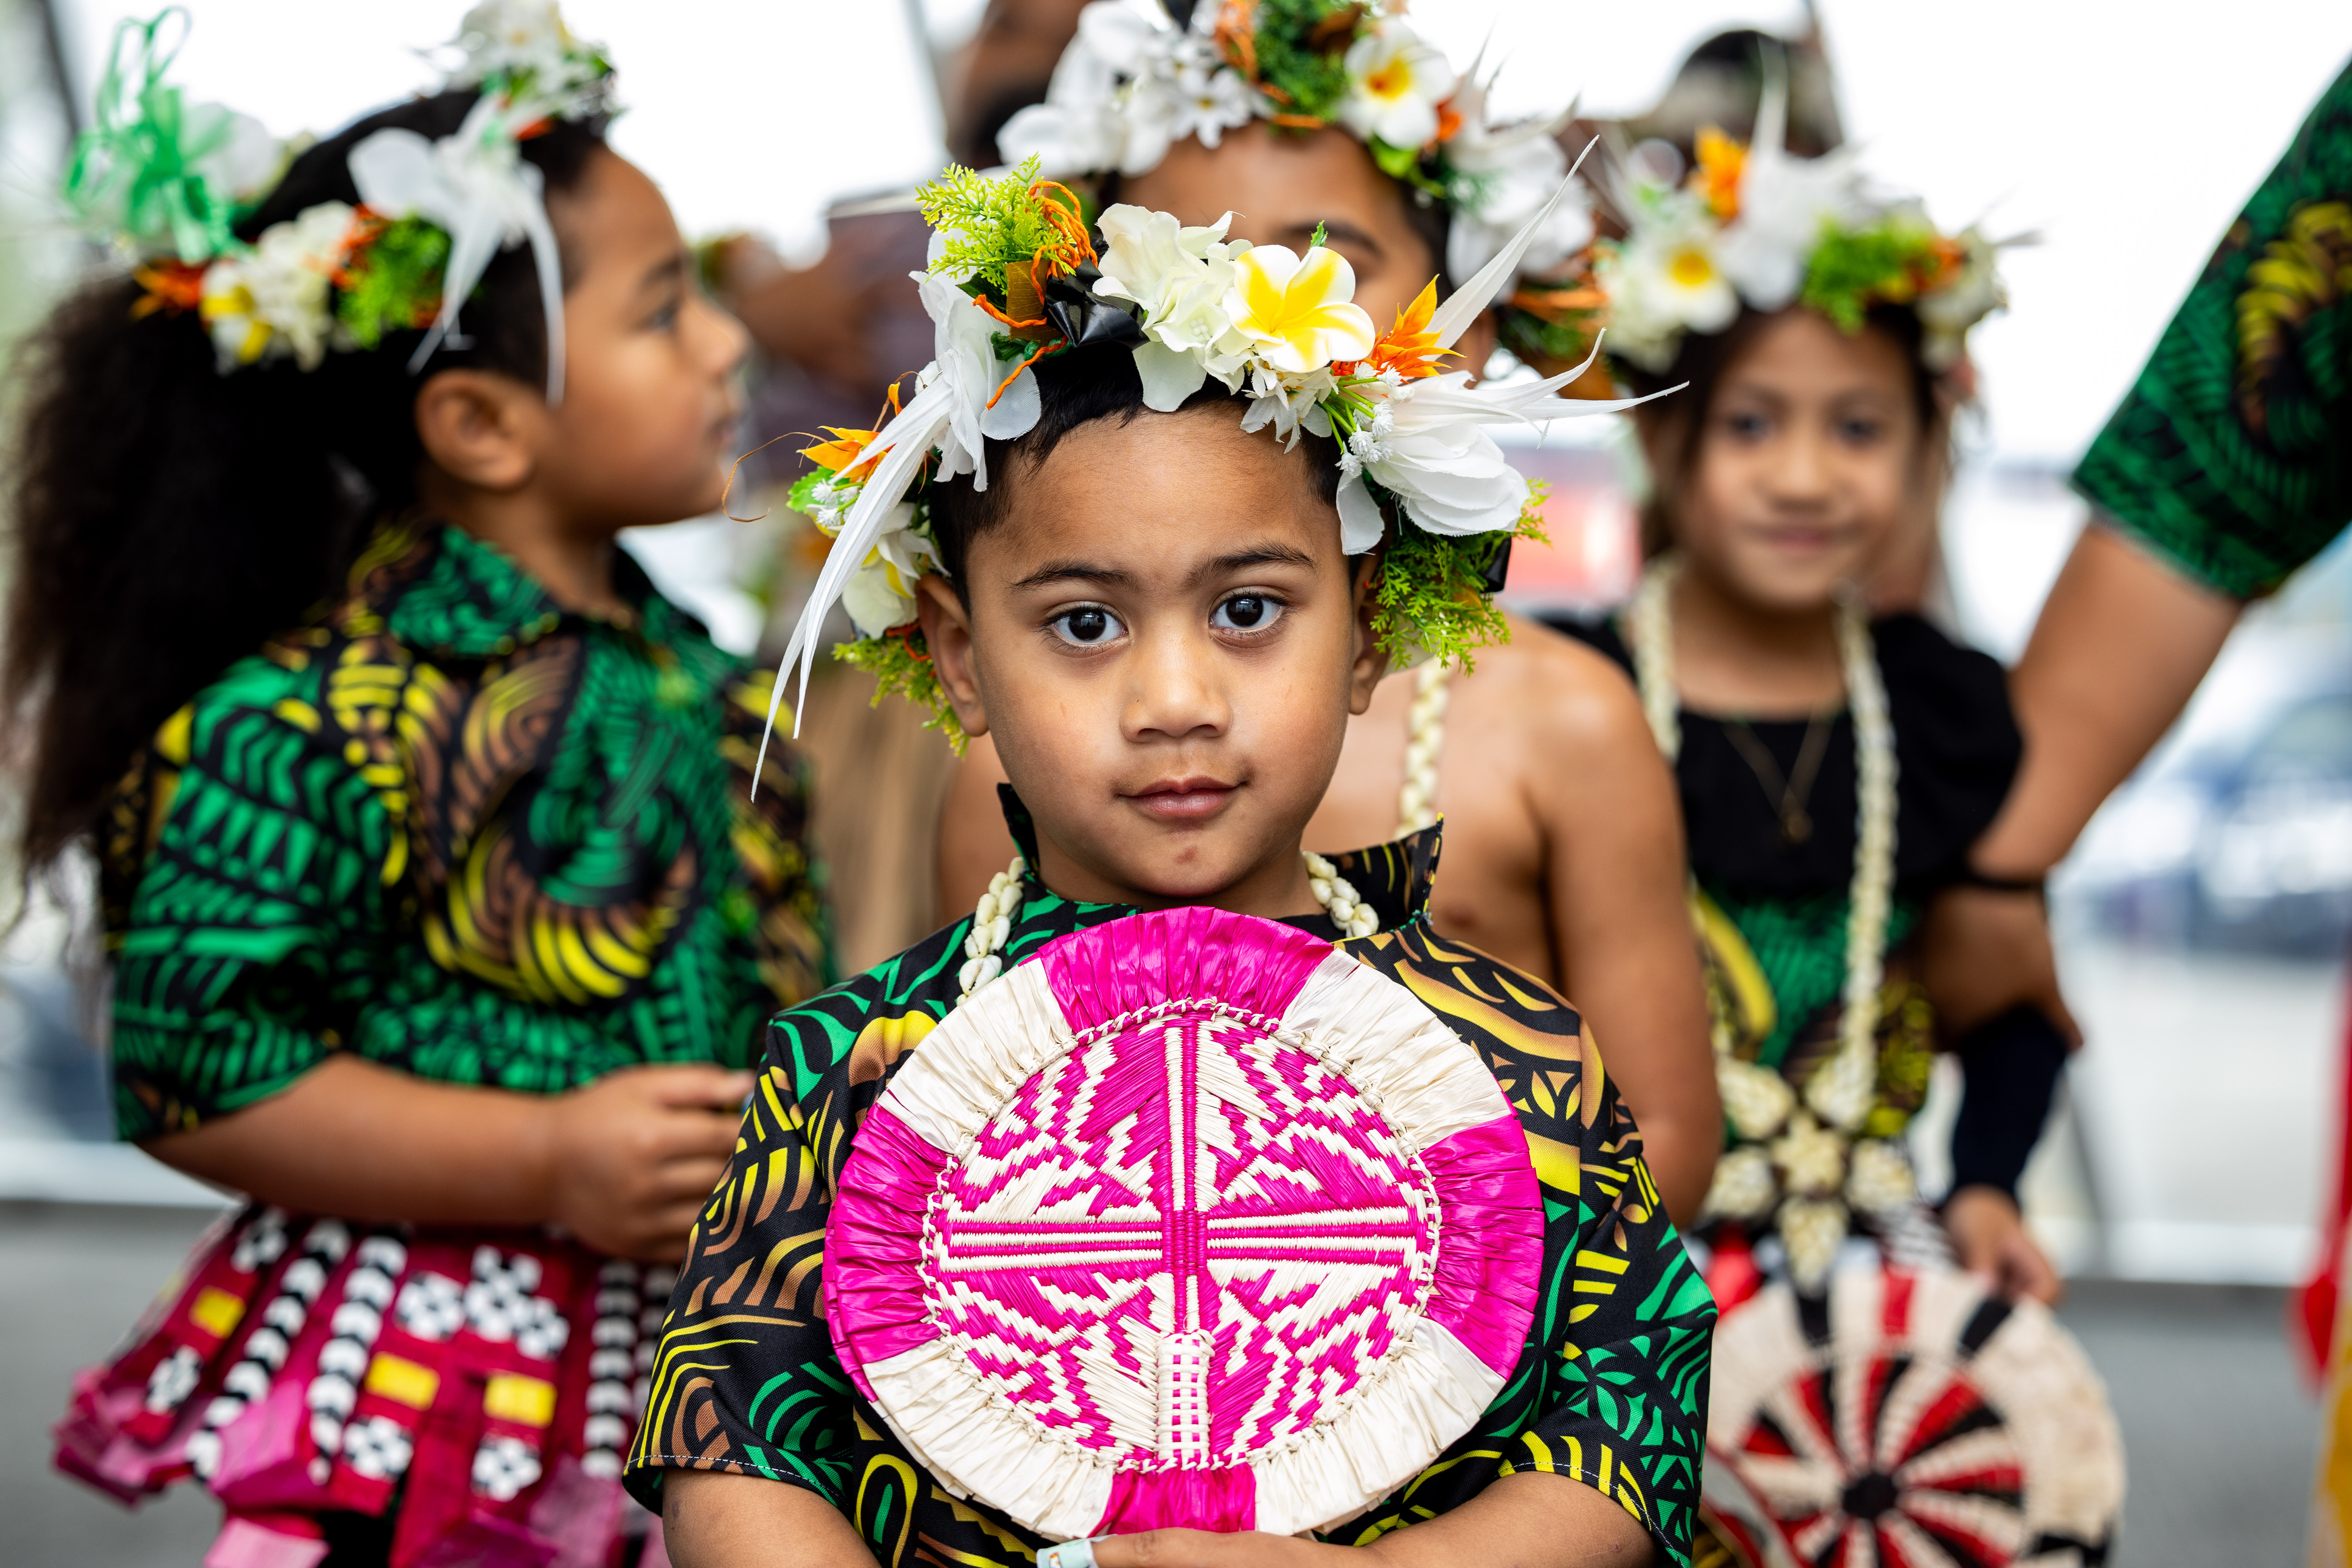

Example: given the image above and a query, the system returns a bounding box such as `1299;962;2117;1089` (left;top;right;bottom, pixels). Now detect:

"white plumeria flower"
198;200;355;372
1167;59;1255;150
1337;22;1457;151
1092;203;1255;409
1595;211;1737;374
1224;245;1376;374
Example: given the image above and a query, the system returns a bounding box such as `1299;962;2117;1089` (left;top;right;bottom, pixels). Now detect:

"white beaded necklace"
1627;555;1896;1134
1395;661;1452;837
957;849;1378;1006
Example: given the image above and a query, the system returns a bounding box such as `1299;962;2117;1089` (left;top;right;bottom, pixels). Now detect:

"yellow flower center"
1669;248;1717;289
1365;59;1412;102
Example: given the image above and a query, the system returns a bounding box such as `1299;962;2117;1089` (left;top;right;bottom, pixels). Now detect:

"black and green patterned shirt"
626;806;1716;1566
2075;56;2352;596
104;520;829;1140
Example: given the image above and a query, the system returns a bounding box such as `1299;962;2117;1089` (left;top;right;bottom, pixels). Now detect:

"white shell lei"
1394;662;1451;838
956;852;1379;1007
1628;556;1906;1289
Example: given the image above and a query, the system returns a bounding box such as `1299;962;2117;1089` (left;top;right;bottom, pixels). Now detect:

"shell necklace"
957;851;1378;1006
1395;661;1452;837
1628;555;1904;1283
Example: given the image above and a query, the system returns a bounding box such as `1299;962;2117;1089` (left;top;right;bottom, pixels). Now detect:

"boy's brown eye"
1212;595;1281;632
1051;606;1122;646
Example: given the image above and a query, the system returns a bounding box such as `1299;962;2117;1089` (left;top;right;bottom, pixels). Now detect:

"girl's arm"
146;1054;750;1262
661;1471;1650;1568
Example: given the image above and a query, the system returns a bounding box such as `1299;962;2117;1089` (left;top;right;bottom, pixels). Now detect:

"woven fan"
1700;1264;2124;1568
826;907;1545;1539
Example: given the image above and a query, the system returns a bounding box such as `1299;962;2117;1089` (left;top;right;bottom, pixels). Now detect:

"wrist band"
1038;1541;1100;1568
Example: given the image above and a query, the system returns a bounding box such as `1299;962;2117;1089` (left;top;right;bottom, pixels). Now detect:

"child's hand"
1081;1532;1338;1567
541;1063;753;1261
1944;1185;2063;1306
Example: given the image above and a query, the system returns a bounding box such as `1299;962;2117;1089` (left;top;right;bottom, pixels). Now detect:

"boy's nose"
1123;631;1230;742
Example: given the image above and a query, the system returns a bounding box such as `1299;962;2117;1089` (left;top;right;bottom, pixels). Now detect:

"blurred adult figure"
702;0;1090;971
1939;58;2352;1562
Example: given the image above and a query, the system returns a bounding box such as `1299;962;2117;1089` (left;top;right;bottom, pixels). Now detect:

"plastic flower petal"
198;200;356;372
1337;24;1457;152
1224;245;1376;374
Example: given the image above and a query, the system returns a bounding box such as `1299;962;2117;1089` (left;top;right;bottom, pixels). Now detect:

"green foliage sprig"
336;215;449;350
835;628;967;751
1368;483;1550;673
1247;0;1362;122
920;156;1065;294
1801;216;1950;334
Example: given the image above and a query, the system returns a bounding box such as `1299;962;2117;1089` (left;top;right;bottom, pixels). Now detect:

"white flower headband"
1594;80;2011;375
753;156;1669;775
997;0;1595;309
67;2;613;402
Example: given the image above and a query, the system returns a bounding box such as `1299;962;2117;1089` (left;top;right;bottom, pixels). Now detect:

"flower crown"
1593;82;2008;376
997;0;1596;367
755;159;1663;770
65;2;613;401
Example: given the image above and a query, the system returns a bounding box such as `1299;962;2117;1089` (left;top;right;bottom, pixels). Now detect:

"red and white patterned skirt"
54;1203;674;1568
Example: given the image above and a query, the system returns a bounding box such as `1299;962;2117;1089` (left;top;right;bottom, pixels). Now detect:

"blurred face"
1121;122;1441;333
1664;309;1926;613
538;150;748;532
947;0;1091;164
918;408;1385;913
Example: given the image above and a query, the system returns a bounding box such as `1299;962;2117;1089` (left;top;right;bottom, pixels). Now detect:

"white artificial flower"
1916;226;2006;370
1701;1147;1779;1223
198;200;355;372
446;0;605;116
1444;128;1595;288
1092;203;1255;409
189;103;287;211
1337;22;1457;151
840;503;933;637
1593;208;1737;373
1713;117;1869;312
1167;60;1255;150
1224;245;1376;374
1239;361;1337;451
996;33;1127;178
913;270;1043;489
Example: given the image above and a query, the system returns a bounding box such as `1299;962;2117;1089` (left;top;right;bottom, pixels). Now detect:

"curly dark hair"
2;89;608;879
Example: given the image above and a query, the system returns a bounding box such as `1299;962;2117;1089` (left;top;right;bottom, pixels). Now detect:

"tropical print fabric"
103;519;829;1139
2074;56;2352;597
625;809;1717;1566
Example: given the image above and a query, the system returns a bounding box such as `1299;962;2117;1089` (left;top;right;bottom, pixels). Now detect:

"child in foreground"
935;0;1720;1226
629;169;1713;1566
18;9;824;1564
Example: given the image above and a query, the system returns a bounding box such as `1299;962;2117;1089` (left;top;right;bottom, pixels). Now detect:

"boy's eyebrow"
1010;559;1136;590
637;251;688;294
1190;544;1318;584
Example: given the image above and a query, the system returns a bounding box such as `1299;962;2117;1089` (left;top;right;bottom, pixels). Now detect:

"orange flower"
800;427;885;483
1347;278;1453;381
131;260;208;318
1691;126;1747;221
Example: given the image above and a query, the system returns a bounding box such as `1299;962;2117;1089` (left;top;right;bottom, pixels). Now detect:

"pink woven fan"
826;907;1544;1540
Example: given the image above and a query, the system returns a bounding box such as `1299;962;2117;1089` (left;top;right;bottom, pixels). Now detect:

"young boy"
936;0;1720;1224
627;172;1713;1565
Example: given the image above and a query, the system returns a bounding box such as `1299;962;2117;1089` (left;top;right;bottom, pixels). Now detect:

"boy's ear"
414;368;547;493
915;575;991;739
1346;551;1391;715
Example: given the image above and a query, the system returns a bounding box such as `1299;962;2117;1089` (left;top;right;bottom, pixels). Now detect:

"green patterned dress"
2074;56;2352;593
103;518;830;1136
624;803;1717;1566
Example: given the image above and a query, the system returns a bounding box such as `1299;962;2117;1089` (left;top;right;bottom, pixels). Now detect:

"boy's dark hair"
3;90;609;878
926;343;1345;596
1622;303;1948;559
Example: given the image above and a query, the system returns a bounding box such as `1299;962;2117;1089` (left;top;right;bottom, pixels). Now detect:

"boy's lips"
1127;777;1238;822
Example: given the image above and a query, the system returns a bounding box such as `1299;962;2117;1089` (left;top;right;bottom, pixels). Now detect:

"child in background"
632;168;1713;1567
1574;92;2123;1566
935;0;1720;1225
13;10;824;1564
